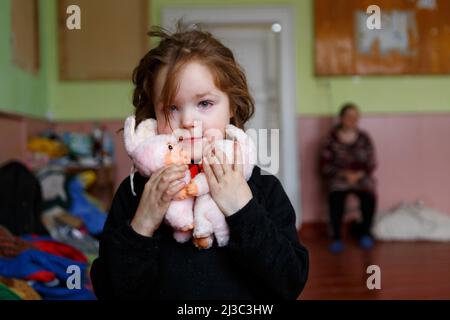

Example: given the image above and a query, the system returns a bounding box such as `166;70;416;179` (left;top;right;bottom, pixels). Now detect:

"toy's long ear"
225;124;247;142
124;115;138;155
124;116;158;156
225;124;257;177
225;125;256;154
135;118;157;143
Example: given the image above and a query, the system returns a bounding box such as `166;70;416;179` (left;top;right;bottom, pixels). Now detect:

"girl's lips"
179;136;202;141
180;137;203;144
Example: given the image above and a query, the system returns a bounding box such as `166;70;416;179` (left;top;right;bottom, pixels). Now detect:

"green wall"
0;0;49;118
2;0;450;120
43;0;135;120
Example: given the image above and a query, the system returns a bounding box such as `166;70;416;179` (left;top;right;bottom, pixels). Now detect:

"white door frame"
162;6;302;228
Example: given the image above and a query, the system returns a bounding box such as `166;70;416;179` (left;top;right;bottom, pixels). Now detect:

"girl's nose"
180;108;196;129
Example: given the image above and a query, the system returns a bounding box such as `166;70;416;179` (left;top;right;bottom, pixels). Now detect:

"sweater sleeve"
90;179;160;299
361;133;376;175
225;177;309;300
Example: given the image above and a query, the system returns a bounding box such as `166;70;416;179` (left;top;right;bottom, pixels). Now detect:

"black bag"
0;160;47;235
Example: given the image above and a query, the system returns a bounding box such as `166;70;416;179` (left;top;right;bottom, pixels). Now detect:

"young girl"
90;24;309;300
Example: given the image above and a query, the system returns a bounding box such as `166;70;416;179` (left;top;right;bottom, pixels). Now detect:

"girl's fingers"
165;180;186;197
160;188;173;203
148;165;169;185
154;165;186;182
234;140;244;174
202;143;213;159
208;151;224;181
204;144;223;181
161;180;186;203
156;168;186;191
202;155;218;186
212;145;231;173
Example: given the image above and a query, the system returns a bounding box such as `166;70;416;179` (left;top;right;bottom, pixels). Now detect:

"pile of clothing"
27;127;115;169
37;165;107;239
0;161;110;300
0;225;95;299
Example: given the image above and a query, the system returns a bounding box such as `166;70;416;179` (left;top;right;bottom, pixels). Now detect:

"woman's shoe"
359;235;374;250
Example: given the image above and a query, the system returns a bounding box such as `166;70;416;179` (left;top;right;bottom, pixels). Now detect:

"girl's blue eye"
169;105;178;112
198;100;213;109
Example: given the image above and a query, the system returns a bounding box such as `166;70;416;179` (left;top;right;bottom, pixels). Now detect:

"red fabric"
32;241;88;263
188;164;203;179
25;270;55;282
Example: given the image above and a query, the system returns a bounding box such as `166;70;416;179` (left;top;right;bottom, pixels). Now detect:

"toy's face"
164;142;191;166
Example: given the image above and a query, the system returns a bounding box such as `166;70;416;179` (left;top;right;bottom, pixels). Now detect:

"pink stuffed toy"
186;124;257;249
123;116;256;250
123;115;194;243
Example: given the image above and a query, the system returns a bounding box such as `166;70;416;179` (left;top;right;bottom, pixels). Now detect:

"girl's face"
154;61;233;162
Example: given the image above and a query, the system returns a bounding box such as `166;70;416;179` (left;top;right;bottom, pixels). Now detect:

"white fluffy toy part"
123;115;194;243
190;124;257;249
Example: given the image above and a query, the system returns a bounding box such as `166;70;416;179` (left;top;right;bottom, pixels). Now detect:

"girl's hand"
202;140;253;217
131;164;188;237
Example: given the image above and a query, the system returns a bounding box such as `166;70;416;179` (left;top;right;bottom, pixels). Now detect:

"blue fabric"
0;249;51;281
21;234;53;242
67;178;106;235
0;249;95;300
0;249;82;281
32;282;96;300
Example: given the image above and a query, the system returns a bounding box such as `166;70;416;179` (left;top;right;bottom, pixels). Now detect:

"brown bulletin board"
58;0;149;80
11;0;40;75
315;0;450;75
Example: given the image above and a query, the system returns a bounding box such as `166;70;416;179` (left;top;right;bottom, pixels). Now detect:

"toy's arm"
186;172;209;197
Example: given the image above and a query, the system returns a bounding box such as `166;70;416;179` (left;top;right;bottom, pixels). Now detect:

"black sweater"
90;166;309;300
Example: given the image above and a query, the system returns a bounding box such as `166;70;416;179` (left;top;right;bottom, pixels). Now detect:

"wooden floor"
298;223;450;300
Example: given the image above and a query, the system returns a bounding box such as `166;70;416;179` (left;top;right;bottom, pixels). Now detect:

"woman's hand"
202;140;253;217
131;164;188;237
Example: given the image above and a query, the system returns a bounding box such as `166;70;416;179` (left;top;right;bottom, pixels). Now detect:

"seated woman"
320;103;377;253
